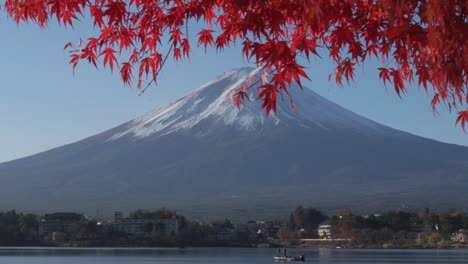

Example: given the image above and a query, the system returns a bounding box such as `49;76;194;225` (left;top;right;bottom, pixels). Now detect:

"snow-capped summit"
110;67;391;140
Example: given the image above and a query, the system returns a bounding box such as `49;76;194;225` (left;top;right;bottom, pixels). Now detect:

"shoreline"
292;242;468;250
1;243;467;250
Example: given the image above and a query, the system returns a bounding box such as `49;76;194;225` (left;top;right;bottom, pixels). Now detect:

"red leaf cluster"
3;0;467;128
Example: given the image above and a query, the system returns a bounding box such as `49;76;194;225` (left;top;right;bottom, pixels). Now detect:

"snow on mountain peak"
109;67;391;141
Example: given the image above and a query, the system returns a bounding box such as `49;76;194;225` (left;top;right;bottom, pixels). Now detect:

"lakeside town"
1;206;468;249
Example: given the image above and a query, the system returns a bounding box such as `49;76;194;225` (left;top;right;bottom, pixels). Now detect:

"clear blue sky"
0;17;466;163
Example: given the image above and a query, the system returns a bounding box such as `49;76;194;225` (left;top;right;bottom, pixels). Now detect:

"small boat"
273;255;305;262
273;256;295;261
273;249;305;262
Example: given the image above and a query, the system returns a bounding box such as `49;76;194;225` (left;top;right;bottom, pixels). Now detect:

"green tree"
438;214;464;236
0;211;39;245
291;206;328;232
428;232;444;246
379;211;420;232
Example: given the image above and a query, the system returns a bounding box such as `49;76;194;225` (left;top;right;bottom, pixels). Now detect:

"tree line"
1;207;468;247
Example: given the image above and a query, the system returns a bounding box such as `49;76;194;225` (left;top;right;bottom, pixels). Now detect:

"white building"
318;221;333;239
451;230;468;243
113;212;178;236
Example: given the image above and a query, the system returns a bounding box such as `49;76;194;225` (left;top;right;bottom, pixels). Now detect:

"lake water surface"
0;247;467;263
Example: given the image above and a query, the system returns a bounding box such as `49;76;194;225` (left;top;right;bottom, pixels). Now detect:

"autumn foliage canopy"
2;0;467;128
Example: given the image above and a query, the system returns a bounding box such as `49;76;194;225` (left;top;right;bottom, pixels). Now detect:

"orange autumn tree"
3;0;467;127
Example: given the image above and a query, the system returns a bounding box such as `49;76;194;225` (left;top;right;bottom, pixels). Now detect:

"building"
451;230;468;243
263;221;282;239
318;220;333;239
113;212;178;236
211;226;236;241
38;212;83;236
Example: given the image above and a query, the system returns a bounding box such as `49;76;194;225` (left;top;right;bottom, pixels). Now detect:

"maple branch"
138;42;174;96
236;67;278;99
4;0;466;128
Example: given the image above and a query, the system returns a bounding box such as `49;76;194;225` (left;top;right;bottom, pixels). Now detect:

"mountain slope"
110;67;393;139
0;67;467;217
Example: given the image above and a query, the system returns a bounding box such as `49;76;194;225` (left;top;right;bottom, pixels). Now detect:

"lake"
0;247;467;263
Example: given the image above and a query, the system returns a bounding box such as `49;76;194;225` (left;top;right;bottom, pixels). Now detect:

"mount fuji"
1;67;467;217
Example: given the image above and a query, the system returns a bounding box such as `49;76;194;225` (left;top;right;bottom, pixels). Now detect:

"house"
38;212;83;236
451;230;468;243
318;220;333;239
113;211;178;236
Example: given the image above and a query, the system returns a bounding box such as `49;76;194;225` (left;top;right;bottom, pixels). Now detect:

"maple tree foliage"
2;0;467;128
